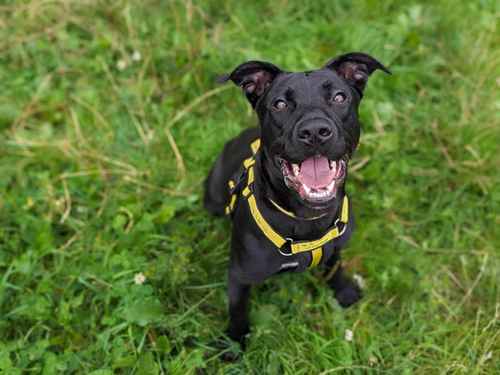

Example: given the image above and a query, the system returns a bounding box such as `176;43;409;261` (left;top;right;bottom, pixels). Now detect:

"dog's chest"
276;242;336;273
234;205;344;278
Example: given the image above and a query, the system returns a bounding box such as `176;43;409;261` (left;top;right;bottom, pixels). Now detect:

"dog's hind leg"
204;154;231;217
324;251;362;308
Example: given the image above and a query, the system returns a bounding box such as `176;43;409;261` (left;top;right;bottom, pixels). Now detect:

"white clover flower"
117;59;127;71
131;50;142;62
134;272;146;285
353;273;366;289
344;329;353;342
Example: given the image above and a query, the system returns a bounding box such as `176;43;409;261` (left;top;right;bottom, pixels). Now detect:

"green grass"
0;0;499;373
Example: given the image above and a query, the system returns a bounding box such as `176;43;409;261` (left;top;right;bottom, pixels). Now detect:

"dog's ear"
218;61;283;107
324;52;390;95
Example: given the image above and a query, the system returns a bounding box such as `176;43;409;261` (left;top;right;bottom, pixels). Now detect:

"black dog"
204;52;390;349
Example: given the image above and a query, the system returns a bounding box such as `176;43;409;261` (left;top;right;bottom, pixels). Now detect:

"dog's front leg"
227;272;251;347
324;252;362;308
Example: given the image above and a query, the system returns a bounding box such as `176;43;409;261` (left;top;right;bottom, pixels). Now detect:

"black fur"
204;52;389;350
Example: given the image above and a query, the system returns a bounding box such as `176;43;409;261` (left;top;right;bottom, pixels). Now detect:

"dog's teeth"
329;160;337;171
292;163;300;175
328;180;336;192
284;177;291;188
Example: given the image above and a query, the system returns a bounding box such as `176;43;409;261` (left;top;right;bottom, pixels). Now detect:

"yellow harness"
225;139;349;268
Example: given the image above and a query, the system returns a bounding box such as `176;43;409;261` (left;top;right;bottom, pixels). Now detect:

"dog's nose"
296;121;334;146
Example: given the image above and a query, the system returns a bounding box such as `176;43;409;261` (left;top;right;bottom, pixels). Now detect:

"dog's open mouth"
278;155;346;204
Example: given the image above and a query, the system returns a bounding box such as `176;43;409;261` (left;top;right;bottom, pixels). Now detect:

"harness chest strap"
245;185;349;254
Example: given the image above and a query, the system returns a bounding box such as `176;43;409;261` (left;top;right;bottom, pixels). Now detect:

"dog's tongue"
299;155;334;189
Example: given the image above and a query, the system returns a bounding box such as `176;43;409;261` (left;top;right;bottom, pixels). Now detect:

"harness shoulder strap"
225;139;260;215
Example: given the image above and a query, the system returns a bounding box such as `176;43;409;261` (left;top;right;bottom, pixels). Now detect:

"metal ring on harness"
334;218;347;237
278;238;295;257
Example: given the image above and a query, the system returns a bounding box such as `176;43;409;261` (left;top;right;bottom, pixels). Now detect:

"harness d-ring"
278;238;294;257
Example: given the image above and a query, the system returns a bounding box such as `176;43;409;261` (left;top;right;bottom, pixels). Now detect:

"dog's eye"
331;92;347;104
273;99;288;111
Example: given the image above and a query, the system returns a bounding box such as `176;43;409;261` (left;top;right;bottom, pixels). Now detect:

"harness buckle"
278;238;294;257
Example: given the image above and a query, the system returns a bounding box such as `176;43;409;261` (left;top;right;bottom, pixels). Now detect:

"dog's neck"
255;151;344;221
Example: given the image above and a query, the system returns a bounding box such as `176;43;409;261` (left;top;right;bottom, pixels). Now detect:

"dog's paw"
334;282;362;308
206;334;246;362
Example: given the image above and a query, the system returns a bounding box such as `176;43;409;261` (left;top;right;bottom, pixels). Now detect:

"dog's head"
220;53;390;209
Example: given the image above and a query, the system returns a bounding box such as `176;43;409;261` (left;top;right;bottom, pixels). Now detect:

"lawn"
0;0;499;373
